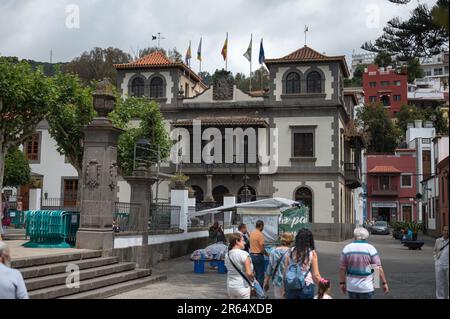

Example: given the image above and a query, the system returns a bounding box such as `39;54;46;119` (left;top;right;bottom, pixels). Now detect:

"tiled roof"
172;116;269;127
265;45;350;77
114;51;206;87
368;166;402;174
114;51;174;68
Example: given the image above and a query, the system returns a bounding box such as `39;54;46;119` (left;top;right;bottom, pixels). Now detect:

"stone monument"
76;79;124;250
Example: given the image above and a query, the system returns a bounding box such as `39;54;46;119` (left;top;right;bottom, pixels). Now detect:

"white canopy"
189;197;298;218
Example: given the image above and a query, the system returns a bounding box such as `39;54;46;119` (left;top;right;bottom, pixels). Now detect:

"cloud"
0;0;438;75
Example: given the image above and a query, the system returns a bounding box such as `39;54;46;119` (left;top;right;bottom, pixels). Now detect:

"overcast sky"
0;0;437;75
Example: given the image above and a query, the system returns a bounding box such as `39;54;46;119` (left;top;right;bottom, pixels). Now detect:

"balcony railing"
41;197;78;210
371;185;399;196
344;163;362;189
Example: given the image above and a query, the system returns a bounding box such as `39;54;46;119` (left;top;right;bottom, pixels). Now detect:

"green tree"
345;64;367;87
3;147;30;188
406;58;425;83
109;96;171;176
357;103;400;153
0;57;55;204
64;47;131;84
198;71;212;86
395;104;424;136
46;71;95;177
374;52;394;68
362;0;449;60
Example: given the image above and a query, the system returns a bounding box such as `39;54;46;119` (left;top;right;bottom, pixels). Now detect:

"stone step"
2;234;27;240
12;250;103;269
59;275;168;299
26;262;136;291
29;269;151;299
20;256;119;279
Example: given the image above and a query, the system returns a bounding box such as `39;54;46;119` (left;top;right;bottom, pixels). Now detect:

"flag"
259;38;265;65
197;37;202;62
185;41;192;65
305;26;309;32
243;35;252;62
221;33;228;61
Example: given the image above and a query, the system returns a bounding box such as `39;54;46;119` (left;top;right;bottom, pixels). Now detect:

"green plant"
170;173;190;189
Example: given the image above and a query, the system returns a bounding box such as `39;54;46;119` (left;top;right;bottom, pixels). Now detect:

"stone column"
76;79;124;251
124;166;158;245
204;175;215;203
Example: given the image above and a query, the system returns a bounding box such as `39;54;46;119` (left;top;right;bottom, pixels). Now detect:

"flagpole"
249;34;252;92
226;32;228;72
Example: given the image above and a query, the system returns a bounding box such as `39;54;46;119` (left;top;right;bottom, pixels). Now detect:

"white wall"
273;117;334;167
28;128;78;198
272;181;334;223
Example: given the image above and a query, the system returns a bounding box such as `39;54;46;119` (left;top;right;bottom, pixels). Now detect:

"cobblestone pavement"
110;234;437;299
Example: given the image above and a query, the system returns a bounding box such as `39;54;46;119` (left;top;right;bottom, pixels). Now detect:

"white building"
350;52;376;77
420;51;449;87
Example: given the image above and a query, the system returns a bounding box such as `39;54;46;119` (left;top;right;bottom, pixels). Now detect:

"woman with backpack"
263;232;294;299
283;229;322;299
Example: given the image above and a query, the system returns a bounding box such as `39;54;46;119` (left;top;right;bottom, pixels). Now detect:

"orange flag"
221;33;228;61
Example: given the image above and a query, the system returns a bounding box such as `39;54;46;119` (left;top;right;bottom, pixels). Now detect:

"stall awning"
189;197;298;218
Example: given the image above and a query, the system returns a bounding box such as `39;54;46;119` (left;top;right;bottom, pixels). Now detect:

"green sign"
278;205;310;234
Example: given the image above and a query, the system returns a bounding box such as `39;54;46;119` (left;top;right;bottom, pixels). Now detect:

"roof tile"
368;166;402;174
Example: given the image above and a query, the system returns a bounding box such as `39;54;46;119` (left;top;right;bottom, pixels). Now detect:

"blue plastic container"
194;260;205;273
217;261;227;274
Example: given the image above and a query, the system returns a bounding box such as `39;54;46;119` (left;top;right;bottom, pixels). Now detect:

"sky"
0;0;438;75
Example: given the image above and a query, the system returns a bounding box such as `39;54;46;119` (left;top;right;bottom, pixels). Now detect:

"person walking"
225;233;254;299
283;229;322;299
263;232;294;299
238;224;250;252
339;227;389;299
434;225;449;299
249;220;266;287
315;278;333;299
0;241;29;299
208;222;220;244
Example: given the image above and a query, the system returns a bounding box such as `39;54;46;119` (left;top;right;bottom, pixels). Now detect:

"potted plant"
188;187;196;198
405;221;424;241
170;173;189;190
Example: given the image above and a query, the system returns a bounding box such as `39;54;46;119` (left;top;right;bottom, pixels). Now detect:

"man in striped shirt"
339;228;389;299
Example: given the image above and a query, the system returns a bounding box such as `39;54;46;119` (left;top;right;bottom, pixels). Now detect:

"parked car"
371;221;390;235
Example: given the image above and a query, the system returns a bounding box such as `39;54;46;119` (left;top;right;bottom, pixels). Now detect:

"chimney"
424;121;433;128
415;120;423;128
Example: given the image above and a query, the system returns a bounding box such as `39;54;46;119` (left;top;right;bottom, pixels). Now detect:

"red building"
437;156;449;229
366;149;417;223
363;64;408;117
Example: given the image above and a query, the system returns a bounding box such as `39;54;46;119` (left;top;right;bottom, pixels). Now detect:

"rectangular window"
293;133;314;157
423;150;431;179
394;81;401;86
422;138;431;144
379;176;390;189
185;83;189;98
369;82;377;87
25;133;40;162
434;68;443;76
401;175;412;188
369;96;377;102
381;81;390;86
394;95;401;101
425;70;432;76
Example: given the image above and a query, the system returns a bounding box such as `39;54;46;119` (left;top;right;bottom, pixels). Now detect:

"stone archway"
212;186;229;206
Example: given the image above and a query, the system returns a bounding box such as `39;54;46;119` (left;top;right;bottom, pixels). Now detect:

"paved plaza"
110;234;437;299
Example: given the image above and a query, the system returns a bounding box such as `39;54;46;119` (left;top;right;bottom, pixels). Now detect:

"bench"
402;240;425;250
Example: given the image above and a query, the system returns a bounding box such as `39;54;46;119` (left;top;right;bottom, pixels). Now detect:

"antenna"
152;32;166;48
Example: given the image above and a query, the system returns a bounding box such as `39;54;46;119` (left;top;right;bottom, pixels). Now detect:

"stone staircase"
2;228;27;240
12;251;166;299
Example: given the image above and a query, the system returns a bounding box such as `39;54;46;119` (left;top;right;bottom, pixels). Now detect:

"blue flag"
259;39;265;65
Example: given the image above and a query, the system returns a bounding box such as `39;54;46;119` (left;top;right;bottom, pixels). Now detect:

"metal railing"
41;198;78;210
371;185;399;196
113;202;145;233
149;204;181;230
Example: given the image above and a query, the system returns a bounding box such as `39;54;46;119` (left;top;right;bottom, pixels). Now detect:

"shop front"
371;202;398;223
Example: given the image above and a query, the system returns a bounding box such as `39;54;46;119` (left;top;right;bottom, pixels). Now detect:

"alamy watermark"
65;4;80;29
65;264;80;289
169;120;279;174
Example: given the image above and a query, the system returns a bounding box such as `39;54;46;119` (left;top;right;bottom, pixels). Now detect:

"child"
315;278;332;299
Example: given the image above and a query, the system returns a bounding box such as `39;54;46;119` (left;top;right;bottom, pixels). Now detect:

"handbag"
228;252;267;299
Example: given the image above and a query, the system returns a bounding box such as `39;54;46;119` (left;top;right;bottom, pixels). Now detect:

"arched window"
213;186;229;206
237;186;256;203
295;187;313;223
150;77;164;98
286;72;301;94
131;77;145;97
307;71;322;93
191;185;204;204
